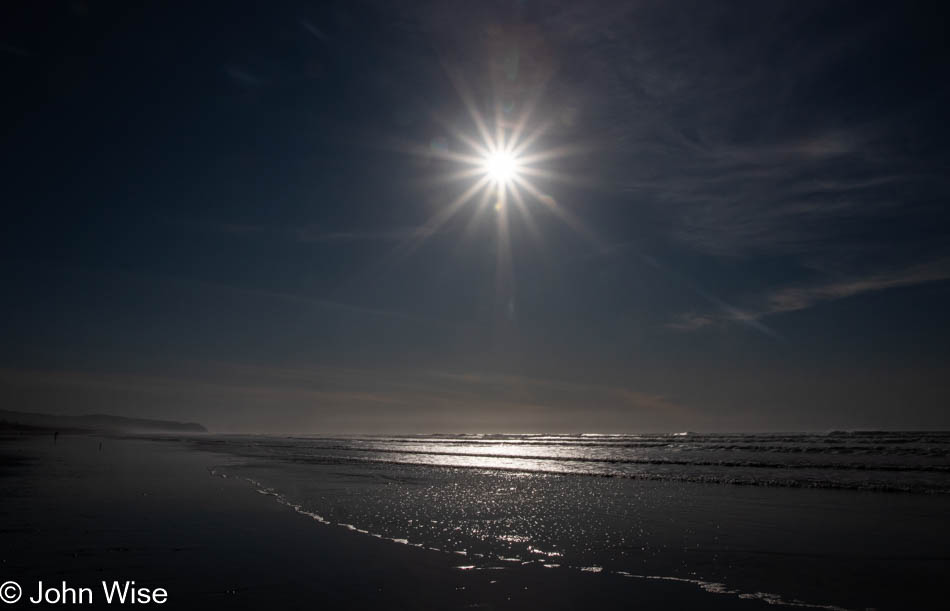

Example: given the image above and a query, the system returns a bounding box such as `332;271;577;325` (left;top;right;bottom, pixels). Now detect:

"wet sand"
0;433;777;610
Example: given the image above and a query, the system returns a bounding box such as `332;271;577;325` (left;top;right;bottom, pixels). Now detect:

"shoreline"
0;432;784;610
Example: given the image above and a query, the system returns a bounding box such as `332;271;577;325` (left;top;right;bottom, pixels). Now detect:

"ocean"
187;432;950;610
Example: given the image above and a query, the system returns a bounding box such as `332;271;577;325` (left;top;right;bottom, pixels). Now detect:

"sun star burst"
393;71;599;289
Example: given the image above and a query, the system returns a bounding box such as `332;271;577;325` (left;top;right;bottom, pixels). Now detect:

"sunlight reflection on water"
199;432;950;610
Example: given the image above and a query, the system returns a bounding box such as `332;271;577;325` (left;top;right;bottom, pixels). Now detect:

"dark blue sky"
2;0;949;432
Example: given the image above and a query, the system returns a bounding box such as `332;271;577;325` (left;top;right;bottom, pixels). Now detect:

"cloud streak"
210;222;441;244
766;259;950;316
671;258;950;331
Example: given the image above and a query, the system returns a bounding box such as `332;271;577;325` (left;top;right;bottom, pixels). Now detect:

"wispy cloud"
528;1;950;344
211;222;439;244
225;65;264;87
294;225;434;243
536;1;948;270
671;258;950;331
765;259;950;316
299;19;330;43
666;313;716;332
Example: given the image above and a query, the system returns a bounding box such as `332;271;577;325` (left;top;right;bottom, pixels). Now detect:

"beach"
193;431;950;610
0;433;786;610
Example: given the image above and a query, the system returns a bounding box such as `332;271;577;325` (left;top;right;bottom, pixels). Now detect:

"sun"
483;150;520;184
395;71;597;256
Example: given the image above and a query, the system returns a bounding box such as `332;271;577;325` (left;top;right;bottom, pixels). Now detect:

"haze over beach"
2;1;950;609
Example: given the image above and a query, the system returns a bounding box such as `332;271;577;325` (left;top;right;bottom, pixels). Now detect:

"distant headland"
0;409;208;434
